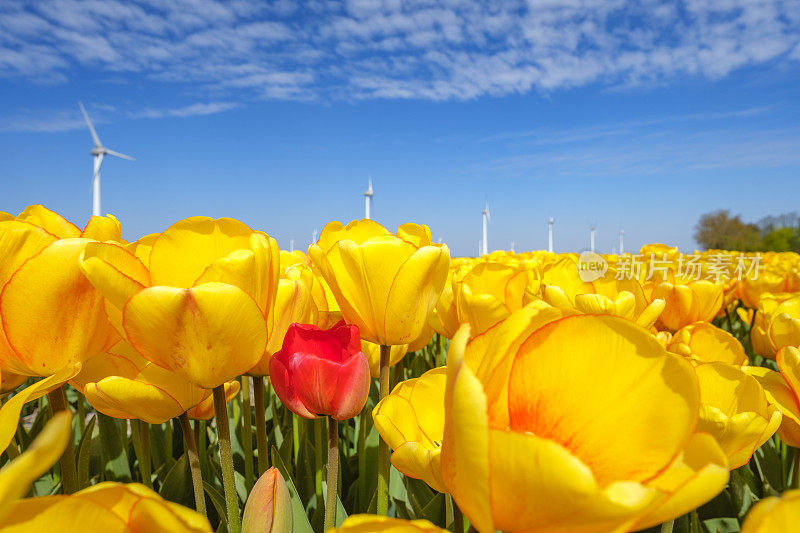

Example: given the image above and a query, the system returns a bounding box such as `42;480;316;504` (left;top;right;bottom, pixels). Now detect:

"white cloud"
0;101;239;132
0;0;798;101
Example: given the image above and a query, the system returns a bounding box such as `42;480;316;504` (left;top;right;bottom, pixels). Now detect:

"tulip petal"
634;433;729;529
487;428;658;533
149;216;254;288
0;221;58;365
16;205;80;238
441;325;493;533
0;363;81;455
123;283;267;389
508;315;699;486
391;442;446;493
1;239;118;375
0;412;72;521
0;496;130;532
81;215;122;242
85;376;185;424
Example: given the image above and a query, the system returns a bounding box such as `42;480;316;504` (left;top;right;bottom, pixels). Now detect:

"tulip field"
3;205;800;533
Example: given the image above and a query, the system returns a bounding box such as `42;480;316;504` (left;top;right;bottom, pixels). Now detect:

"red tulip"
269;321;370;421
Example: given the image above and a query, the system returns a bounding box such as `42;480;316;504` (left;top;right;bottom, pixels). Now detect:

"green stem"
660;519;674;533
139;421;152;488
793;447;800;490
179;412;207;517
314;417;325;516
324;417;339;531
689;509;701;533
253;376;269;475
357;406;367;511
240;376;255;492
213;385;241;533
376;344;391;516
48;386;78;494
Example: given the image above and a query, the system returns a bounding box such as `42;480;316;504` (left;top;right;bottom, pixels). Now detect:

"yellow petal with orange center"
508;315;698;486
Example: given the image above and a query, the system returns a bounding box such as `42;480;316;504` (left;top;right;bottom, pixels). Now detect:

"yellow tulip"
309;220;450;346
79;216;280;389
453;262;531;337
540;256;594;302
543;286;664;329
373;367;447;492
744;346;800;447
248;267;318;377
651;280;723;332
694;362;781;469
427;274;459;339
0;213;119;376
281;251;341;329
0;482;212;532
667;322;749;366
328;515;446;533
751;295;800;359
738;272;791;309
71;341;207;423
0;411;72;521
740;489;800;533
442;311;728;533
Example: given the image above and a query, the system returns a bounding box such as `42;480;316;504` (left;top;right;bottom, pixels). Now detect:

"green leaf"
76;415;97;489
419;493;445;526
271;445;314;533
96;413;131;482
701;517;740;533
203;480;228;532
159;452;193;507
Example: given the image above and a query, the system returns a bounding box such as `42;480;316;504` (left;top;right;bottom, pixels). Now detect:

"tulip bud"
270;321;370;420
242;467;293;533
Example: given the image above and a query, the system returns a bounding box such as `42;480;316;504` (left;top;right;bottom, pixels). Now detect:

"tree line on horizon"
694;210;800;252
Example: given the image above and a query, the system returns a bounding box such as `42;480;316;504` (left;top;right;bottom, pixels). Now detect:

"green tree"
694;210;762;251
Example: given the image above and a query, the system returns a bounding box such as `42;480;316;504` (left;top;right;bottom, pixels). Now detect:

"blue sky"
1;0;800;256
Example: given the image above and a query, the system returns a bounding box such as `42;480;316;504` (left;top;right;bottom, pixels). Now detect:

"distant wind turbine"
312;227;318;245
619;229;625;254
548;217;554;253
364;177;374;220
481;200;490;256
79;102;134;217
289;238;295;253
590;225;596;253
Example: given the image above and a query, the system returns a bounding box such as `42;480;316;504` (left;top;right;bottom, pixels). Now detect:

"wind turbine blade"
105;149;134;161
79;102;102;147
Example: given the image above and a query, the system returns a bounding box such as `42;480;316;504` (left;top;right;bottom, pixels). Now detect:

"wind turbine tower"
481;201;490;256
590;226;596;253
364;177;374;220
619;229;625;254
548;217;554;253
79;102;134;216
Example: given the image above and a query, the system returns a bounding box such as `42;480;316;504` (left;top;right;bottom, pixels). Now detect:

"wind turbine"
590;225;596;253
548;217;554;253
363;177;374;220
619;229;625;254
481;200;490;256
289;238;295;253
79;102;134;217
